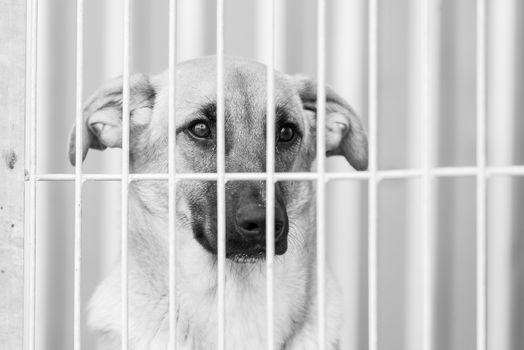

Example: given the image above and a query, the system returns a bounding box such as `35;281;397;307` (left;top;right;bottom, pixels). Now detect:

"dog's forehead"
173;57;303;125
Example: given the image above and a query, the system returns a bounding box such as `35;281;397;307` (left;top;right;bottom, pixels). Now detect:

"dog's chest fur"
87;187;341;350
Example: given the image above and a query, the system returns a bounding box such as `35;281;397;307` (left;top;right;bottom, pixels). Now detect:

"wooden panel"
0;0;26;348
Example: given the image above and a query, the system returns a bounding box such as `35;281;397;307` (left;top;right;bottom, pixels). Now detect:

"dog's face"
69;56;368;263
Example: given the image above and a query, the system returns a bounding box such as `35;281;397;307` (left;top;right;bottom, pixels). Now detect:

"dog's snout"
235;204;286;240
223;181;289;260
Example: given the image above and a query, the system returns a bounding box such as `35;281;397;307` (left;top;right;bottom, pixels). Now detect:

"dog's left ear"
293;75;368;171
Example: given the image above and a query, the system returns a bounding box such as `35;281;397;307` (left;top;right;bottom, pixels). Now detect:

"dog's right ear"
68;73;155;165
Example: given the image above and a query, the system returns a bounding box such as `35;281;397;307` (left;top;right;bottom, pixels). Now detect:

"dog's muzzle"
226;202;289;263
190;181;290;263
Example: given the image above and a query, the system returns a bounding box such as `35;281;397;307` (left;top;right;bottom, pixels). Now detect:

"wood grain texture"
0;0;26;348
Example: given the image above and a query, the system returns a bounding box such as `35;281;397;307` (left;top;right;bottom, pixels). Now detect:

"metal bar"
168;0;178;348
31;166;524;183
367;0;379;349
26;0;39;348
265;0;276;348
486;166;524;176
216;1;226;349
33;172;312;182
421;0;435;349
121;0;130;348
74;0;84;348
432;167;476;177
476;1;487;349
34;172;317;182
378;169;423;180
316;0;327;348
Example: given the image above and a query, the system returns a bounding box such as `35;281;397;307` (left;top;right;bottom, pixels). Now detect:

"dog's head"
69;56;367;263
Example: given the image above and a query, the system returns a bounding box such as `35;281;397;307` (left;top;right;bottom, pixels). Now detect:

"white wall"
34;1;523;349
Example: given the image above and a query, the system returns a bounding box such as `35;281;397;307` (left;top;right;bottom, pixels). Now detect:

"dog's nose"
235;204;286;240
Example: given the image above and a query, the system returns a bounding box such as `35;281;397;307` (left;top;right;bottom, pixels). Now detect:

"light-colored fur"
69;56;367;349
88;184;341;349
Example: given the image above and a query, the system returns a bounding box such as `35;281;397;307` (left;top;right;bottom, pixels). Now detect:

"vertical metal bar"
265;0;276;348
476;0;487;349
121;0;130;348
74;0;84;348
316;0;327;348
485;3;514;349
26;0;38;348
168;0;178;349
421;1;435;350
216;0;226;349
367;0;379;349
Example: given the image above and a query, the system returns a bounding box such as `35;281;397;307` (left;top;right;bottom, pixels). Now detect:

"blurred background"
32;0;524;349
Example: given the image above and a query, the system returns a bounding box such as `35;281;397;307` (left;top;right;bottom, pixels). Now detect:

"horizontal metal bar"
32;166;524;183
487;166;524;176
327;172;372;181
378;169;423;179
33;172;318;181
432;166;477;176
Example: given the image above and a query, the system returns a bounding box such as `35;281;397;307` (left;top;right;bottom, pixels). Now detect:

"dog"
69;56;368;349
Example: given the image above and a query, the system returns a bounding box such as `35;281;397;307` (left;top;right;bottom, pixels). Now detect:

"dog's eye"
278;124;296;143
188;122;211;139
